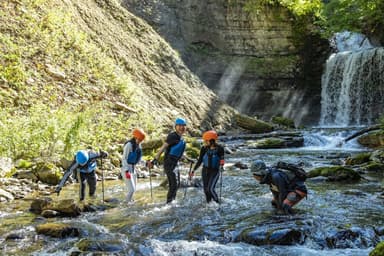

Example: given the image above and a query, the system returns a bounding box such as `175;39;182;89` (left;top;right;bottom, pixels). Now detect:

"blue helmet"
76;150;89;165
175;118;187;126
251;160;267;176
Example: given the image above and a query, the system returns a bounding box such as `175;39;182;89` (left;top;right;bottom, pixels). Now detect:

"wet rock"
5;233;24;240
370;150;384;164
307;166;361;182
362;162;384;172
374;226;384;236
235;114;274;133
50;199;81;217
76;238;125;253
237;227;304;246
36;223;80;238
325;227;379;249
234;162;248;169
345;152;371;165
30;197;53;214
357;132;384;148
0;188;14;201
41;209;60;218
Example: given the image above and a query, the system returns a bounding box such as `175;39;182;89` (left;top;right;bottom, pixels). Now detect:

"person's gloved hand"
100;150;109;158
125;171;131;179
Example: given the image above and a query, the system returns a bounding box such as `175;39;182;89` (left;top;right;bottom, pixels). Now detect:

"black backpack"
276;161;307;181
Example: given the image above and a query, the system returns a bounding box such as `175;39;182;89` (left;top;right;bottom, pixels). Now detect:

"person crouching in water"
121;128;146;204
190;130;225;204
74;149;108;201
251;160;307;214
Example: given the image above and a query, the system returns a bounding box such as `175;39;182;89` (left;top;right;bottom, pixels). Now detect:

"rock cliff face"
123;0;330;125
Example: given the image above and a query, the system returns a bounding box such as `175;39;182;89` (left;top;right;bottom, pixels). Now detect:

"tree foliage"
323;0;384;38
245;0;384;42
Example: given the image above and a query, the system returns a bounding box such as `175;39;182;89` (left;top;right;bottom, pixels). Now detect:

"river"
0;127;383;255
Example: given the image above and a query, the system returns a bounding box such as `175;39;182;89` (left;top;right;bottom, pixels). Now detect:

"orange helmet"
202;130;218;141
132;128;146;142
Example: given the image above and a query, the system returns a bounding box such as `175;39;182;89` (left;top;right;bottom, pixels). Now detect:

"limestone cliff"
123;0;330;125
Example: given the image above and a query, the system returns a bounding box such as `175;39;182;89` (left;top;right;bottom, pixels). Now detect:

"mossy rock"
271;116;295;128
308;166;361;182
50;199;81;217
15;159;33;169
76;238;124;253
345;153;371;165
249;138;286;149
370;241;384;256
35;223;80;238
235;114;273;133
363;162;384;172
33;162;62;185
357;132;384;148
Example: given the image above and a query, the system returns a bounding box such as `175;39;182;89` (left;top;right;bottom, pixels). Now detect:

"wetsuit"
194;144;225;203
163;131;186;203
260;167;307;214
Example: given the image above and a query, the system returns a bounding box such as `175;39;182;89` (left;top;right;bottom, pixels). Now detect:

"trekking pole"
147;161;153;200
183;162;193;199
101;157;105;202
219;167;223;204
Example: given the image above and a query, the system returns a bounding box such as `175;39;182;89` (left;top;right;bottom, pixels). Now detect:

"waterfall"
319;34;384;126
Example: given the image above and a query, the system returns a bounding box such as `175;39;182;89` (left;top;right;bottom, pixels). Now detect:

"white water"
320;32;384;127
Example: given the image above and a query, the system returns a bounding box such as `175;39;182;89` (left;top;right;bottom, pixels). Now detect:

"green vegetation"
271;116;295;128
370;241;384;256
0;0;160;162
323;0;384;38
244;0;384;42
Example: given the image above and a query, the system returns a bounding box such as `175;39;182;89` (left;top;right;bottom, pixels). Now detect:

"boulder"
235;114;273;133
33;162;62;185
237;227;304;246
308;166;361;182
76;238;125;253
35;223;80;238
0;188;14;201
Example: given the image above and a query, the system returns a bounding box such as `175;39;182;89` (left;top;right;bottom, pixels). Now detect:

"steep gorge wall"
123;0;330;125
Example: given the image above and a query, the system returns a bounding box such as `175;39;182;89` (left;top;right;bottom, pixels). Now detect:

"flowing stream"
1;128;383;255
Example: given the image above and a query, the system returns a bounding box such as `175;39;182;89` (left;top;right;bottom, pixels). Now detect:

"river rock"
370;150;384;164
235;114;274;133
307;166;361;182
76;238;125;253
49;199;81;217
345;152;371;165
41;209;61;218
237;227;304;246
325;227;379;249
30;197;53;214
36;223;80;238
0;188;14;201
33;162;62;185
